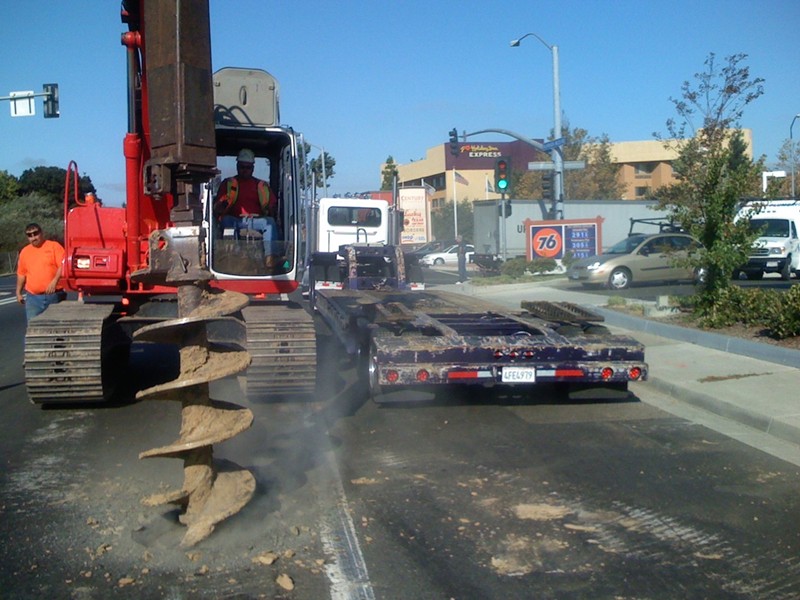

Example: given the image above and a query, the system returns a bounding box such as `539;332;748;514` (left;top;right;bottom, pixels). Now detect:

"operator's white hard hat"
237;148;255;164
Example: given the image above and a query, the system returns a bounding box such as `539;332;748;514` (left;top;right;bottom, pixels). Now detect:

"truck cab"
736;201;800;280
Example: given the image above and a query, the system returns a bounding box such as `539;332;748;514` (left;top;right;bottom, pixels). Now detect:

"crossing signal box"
541;172;554;201
449;128;459;157
497;199;512;218
494;156;511;194
43;83;59;118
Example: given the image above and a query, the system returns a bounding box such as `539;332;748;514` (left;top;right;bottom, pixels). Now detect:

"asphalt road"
2;274;800;599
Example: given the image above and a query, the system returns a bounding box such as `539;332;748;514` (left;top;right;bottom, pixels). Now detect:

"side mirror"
639;247;650;256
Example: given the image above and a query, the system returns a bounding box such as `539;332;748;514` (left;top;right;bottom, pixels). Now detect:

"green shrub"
500;258;528;278
607;296;627;307
769;284;800;339
561;251;577;270
529;257;557;274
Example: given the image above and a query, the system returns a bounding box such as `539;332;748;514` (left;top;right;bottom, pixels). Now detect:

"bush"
770;284;800;339
500;258;528;278
529;257;558;274
693;284;800;340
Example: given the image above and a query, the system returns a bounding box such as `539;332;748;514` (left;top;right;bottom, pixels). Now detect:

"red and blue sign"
525;217;603;260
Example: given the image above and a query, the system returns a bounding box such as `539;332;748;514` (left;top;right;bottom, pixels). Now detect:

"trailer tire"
367;342;383;401
556;324;583;337
583;324;611;336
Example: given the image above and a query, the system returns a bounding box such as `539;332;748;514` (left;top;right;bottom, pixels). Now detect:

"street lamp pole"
791;114;800;198
510;32;563;218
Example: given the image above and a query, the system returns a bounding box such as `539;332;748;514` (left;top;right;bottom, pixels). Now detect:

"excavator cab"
204;68;305;293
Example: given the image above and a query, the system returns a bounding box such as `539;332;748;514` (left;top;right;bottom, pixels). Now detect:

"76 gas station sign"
524;217;604;261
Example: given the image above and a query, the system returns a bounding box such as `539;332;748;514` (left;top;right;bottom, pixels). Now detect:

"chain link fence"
1;252;18;276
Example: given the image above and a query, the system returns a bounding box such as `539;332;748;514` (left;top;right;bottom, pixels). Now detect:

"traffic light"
541;172;554;201
43;83;59;118
449;128;459;157
494;156;511;194
498;199;512;218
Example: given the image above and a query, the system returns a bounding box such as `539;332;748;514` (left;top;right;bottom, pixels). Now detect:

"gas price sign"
525;217;603;261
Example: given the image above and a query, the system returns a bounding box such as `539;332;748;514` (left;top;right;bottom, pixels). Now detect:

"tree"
309;152;335;190
0;170;19;203
0;192;65;252
431;199;473;243
18;166;95;206
775;138;799;197
654;53;765;321
576;133;625;199
300;143;336;192
381;156;398;191
509;122;623;201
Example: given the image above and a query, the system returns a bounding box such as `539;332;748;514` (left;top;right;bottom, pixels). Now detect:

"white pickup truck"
736;200;800;280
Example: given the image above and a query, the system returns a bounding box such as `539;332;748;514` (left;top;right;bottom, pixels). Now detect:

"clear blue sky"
2;0;798;205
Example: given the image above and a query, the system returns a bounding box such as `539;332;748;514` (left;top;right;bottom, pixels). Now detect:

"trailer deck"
314;288;647;401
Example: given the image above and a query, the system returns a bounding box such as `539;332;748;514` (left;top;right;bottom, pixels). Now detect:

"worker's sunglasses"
25;230;41;237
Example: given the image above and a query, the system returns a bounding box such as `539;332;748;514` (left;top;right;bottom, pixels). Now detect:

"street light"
510;32;563;217
791;114;800;198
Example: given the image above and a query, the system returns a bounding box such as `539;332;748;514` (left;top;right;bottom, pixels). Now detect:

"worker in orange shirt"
214;148;281;269
16;223;66;322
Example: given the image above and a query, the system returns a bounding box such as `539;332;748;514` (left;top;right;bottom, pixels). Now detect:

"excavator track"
243;303;317;400
24;302;125;404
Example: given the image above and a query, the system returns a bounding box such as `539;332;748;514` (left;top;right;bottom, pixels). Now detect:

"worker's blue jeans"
25;291;65;323
221;215;280;256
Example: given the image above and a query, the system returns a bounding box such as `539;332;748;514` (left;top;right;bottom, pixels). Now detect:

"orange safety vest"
219;177;273;215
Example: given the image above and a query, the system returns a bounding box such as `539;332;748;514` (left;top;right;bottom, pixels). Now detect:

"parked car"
406;239;458;259
566;232;705;290
420;244;475;266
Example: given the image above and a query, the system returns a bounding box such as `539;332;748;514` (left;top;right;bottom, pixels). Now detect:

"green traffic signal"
494;157;511;194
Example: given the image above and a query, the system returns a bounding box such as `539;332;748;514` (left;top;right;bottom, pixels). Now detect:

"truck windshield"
749;219;789;237
327;206;382;227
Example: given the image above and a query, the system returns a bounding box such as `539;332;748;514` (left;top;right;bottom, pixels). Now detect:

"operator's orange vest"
219;177;272;214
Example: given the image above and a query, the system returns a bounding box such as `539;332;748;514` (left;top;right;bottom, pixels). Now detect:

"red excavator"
24;0;316;406
23;0;316;546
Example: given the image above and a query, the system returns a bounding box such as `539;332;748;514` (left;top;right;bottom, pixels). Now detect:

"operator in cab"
214;148;281;270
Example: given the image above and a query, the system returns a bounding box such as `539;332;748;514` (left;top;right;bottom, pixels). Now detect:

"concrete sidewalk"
442;280;800;449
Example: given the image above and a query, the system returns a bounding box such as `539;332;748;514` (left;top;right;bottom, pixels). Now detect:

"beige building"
393;130;753;202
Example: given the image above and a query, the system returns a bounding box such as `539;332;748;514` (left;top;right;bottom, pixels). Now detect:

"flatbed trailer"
314;285;647;402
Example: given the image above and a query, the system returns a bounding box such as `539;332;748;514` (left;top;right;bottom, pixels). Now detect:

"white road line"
319;447;375;600
0;296;18;306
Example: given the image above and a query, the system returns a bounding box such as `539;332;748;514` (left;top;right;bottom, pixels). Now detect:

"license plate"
502;367;536;383
767;261;778;267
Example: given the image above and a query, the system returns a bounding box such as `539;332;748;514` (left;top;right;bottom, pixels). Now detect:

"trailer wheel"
367;342;383;401
582;324;611;336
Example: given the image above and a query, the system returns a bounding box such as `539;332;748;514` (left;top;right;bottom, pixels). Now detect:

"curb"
645;375;800;448
592;306;800;369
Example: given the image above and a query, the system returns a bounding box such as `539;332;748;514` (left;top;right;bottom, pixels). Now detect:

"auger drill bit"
134;266;255;546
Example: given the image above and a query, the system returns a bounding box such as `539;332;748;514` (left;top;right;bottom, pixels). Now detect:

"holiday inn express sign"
446;139;543;171
459;143;504;158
